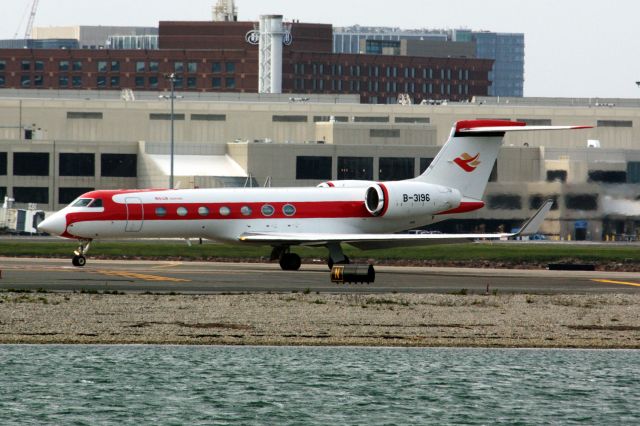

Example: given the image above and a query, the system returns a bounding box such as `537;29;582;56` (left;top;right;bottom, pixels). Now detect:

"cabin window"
240;206;252;216
198;206;210;217
155;207;167;217
283;204;296;216
72;198;93;207
261;205;275;217
177;207;188;217
219;206;231;216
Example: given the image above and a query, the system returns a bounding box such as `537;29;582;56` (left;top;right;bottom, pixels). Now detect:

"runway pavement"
1;257;639;294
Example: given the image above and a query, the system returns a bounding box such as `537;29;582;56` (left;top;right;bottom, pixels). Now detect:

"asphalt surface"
1;257;639;294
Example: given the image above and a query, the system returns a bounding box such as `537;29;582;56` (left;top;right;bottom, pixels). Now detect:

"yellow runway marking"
592;279;640;288
93;270;190;283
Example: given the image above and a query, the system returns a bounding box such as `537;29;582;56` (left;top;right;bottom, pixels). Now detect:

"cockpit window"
89;199;103;208
72;198;93;207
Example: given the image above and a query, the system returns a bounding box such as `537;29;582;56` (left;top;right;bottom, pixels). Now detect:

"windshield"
71;198;93;207
88;199;103;208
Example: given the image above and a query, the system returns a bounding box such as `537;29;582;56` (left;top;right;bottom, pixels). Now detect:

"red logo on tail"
454;153;481;172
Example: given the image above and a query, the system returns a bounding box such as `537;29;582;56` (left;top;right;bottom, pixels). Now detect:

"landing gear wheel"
327;255;350;270
279;253;301;271
72;255;86;267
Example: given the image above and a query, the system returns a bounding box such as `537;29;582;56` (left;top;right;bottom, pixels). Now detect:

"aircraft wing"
238;200;553;249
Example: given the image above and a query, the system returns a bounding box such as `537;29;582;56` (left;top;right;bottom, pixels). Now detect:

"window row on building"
487;194;600;211
0;152;137;178
546;164;640;184
3;74;238;90
292;63;471;81
0;59;236;74
295;156;435;181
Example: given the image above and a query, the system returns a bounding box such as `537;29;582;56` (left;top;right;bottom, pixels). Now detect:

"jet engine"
364;181;461;218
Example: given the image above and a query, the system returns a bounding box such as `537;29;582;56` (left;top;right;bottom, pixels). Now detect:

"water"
0;346;639;425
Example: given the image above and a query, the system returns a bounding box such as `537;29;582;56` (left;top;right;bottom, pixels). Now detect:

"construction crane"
14;0;39;39
24;0;40;39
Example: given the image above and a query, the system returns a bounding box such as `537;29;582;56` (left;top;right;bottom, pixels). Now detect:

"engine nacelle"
364;181;461;218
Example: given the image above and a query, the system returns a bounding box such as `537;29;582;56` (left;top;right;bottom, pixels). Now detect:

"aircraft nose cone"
38;214;66;236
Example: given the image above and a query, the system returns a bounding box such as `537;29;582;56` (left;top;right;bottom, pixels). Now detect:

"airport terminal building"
0;91;638;241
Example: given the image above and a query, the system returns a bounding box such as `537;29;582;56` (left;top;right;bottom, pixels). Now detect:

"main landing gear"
72;239;92;267
271;246;301;271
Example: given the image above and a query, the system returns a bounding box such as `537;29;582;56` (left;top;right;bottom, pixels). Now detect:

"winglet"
514;199;554;236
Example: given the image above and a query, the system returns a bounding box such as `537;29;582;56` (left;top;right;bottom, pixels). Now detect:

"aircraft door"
125;197;144;232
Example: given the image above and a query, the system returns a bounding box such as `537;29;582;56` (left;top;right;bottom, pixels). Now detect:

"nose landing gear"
72;239;92;267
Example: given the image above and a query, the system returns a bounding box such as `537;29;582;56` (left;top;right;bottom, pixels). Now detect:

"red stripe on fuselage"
436;201;485;215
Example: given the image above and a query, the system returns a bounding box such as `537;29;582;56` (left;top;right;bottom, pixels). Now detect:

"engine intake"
365;185;385;216
364;181;461;218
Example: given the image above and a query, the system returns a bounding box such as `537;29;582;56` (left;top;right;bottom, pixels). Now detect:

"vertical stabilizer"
414;120;521;200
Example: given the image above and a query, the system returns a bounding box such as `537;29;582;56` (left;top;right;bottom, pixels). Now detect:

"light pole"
160;73;178;189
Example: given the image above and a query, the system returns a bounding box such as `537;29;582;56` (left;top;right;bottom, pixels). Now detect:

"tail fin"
415;120;591;200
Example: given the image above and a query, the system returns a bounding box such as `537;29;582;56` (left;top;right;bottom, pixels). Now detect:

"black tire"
77;255;86;267
280;253;301;271
72;256;79;267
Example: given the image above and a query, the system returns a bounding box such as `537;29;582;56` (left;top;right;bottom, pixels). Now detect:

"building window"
111;61;120;72
225;62;235;73
13;187;49;204
21;61;31;71
187;62;197;73
338;157;373;180
136;61;146;72
110;76;120;87
35;61;44;71
628;162;640;183
101;154;137;177
212;62;221;73
529;194;559;211
0;60;5;71
59;75;69;87
420;158;433;174
565;194;598;210
20;75;30;87
59;61;69;71
174;77;183;89
59;153;95;176
0;187;6;200
14;153;49;176
72;61;82;71
588;170;626;183
395;117;429;124
67;112;103;119
187;77;197;89
59;188;94;205
597;120;632;128
149;61;159;72
370;129;400;138
0;75;5;86
353;116;389;123
379;157;415;181
546;170;567;182
135;76;145;88
296;156;332;180
212;77;221;89
34;75;43;87
72;76;82;87
225;77;235;89
149;76;158;88
0;152;6;175
97;76;106;88
97;61;107;72
273;115;307;123
517;118;552;126
488;194;522;210
191;114;226;121
174;62;184;73
149;113;185;120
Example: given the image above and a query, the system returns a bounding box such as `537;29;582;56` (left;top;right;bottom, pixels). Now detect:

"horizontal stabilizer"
458;125;592;133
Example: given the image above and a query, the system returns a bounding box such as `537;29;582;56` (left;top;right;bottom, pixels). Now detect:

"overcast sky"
3;0;640;98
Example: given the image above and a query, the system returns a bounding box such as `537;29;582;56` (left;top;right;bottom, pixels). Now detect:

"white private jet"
38;119;589;270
